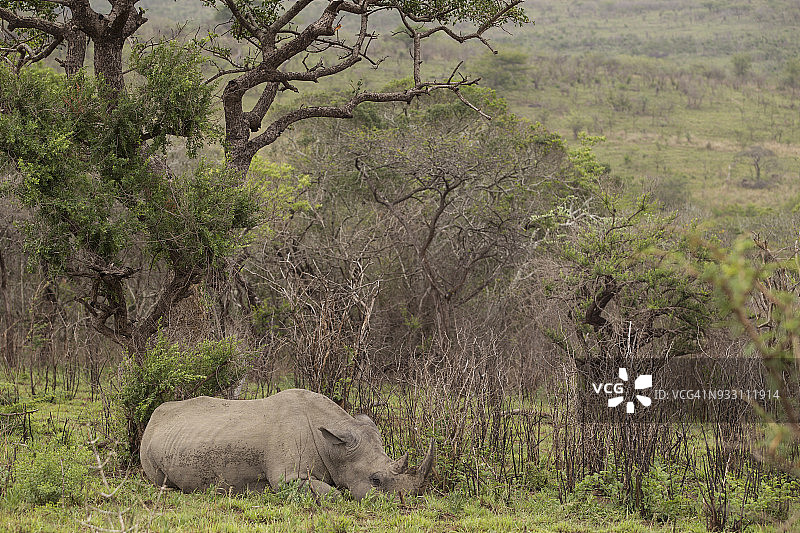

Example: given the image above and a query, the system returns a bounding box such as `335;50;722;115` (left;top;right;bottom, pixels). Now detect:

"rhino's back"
140;389;347;492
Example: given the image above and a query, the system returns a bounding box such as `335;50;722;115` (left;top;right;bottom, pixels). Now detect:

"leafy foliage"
544;195;712;359
567;132;610;190
722;471;799;526
247;157;313;234
200;0;284;38
117;333;250;433
129;40;216;157
0;1;61;55
640;461;695;521
144;163;259;272
0;45;223;274
471;50;532;90
10;440;92;506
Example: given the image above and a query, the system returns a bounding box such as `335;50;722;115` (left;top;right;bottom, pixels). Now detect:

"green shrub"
726;472;800;527
117;333;250;450
11;440;92;505
566;470;628;521
571;470;624;504
641;461;695;521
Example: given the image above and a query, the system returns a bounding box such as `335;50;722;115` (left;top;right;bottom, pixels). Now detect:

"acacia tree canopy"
1;0;529;172
205;0;528;173
540;195;713;361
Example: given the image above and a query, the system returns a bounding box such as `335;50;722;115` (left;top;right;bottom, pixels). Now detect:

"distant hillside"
137;0;217;26
134;0;800;68
514;0;800;70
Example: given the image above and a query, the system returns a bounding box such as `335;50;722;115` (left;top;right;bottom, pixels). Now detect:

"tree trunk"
227;147;254;177
223;76;264;177
93;39;125;94
131;269;200;360
433;292;455;342
63;29;88;78
0;249;14;367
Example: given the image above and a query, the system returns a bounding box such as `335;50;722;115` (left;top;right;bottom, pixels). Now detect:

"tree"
734;145;778;189
0;51;256;356
0;0;145;87
0;0;530;354
471;49;531;90
781;57;800;94
731;52;752;79
204;0;529;174
538;195;712;362
2;0;529;173
282;89;583;339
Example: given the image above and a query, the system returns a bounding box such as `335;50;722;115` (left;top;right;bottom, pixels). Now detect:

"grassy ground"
501;55;800;218
2;372;798;532
0;482;718;533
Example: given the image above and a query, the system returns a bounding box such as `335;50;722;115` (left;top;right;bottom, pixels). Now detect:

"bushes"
117;333;250;453
641;461;695;521
539;193;712;361
9;440;92;505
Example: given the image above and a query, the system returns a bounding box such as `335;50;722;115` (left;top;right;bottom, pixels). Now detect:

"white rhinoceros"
139;388;434;499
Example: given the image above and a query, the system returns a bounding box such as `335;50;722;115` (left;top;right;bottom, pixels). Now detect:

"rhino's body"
140;389;432;499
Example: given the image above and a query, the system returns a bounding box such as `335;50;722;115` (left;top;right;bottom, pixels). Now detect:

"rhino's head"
318;413;435;500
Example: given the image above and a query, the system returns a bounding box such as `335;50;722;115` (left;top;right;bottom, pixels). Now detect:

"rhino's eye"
369;474;382;487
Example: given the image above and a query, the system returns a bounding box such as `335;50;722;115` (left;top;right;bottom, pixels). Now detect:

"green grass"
2;370;799;532
0;487;714;532
0;472;718;533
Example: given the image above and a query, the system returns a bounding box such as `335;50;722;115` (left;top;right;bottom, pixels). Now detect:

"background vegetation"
1;0;799;531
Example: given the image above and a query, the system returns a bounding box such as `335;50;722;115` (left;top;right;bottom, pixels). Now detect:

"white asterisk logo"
608;367;652;414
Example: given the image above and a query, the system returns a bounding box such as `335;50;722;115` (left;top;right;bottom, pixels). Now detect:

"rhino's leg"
148;466;179;490
295;478;341;501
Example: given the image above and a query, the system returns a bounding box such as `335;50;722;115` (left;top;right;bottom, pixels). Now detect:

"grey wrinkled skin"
140;389;434;500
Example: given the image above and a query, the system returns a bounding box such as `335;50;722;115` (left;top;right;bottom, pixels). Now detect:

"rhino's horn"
415;439;436;485
390;452;409;474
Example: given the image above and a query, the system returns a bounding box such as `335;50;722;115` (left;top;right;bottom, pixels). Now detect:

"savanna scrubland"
1;0;799;531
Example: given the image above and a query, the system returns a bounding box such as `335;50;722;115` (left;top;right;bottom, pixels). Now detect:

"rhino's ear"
319;425;355;446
